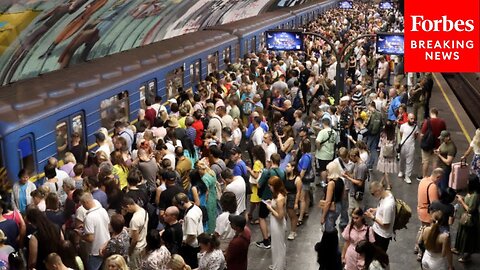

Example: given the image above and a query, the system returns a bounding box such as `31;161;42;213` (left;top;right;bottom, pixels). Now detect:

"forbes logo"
410;16;474;32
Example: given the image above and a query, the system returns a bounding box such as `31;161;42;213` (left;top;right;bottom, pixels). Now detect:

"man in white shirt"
122;197;148;269
262;132;277;168
173;193;203;268
251;117;264;147
79;193;110;270
398;113;418;184
207;106;224;143
222;169;246;215
365;181;396;252
94;132;111;157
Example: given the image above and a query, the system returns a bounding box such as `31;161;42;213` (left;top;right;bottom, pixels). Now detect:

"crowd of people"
0;1;479;270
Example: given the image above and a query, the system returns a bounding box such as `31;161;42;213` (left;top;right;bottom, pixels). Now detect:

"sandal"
297;220;303;226
304;213;309;218
451;248;459;255
386;185;392;190
250;219;260;225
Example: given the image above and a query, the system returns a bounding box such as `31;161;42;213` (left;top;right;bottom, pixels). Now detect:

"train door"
18;135;36;174
207;52;218;75
139;79;157;109
166;66;184;99
251;36;256;53
190;59;201;89
55;112;86;161
0;139;5;181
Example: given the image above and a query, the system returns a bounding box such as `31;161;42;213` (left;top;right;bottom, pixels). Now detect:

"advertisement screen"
379;2;394;10
338;1;353;9
376;33;404;55
265;31;303;51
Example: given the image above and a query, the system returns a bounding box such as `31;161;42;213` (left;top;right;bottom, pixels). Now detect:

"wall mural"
0;0;310;85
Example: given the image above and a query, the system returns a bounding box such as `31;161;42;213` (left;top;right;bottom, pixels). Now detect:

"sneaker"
255;240;271;249
404;177;412;184
398;172;404;178
287;232;297;240
416;176;423;181
269;265;274;270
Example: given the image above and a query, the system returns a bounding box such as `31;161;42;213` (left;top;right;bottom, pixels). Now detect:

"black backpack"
420;119;435;151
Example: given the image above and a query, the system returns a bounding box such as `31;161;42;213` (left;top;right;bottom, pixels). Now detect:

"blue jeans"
339;197;349;231
325;207;341;233
439;166;452;195
87;255;103;270
366;134;380;169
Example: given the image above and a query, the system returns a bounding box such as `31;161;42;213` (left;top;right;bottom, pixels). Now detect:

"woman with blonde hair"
104;254;129;270
197;160;218;233
60;152;76;177
98;127;114;153
461;128;480;178
168;254;192;270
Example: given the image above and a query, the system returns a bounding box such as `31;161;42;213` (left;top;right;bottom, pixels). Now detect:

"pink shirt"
342;224;376;270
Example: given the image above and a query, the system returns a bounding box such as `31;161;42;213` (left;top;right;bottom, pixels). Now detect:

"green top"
258;167;285;200
437;141;457;170
315;127;337;160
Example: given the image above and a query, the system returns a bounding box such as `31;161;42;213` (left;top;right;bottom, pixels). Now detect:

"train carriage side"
0;30;237;183
289;0;336;28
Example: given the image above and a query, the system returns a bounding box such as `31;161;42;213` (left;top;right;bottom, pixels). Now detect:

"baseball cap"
299;126;309;133
163;170;177;181
229;214;246;228
438;130;450;139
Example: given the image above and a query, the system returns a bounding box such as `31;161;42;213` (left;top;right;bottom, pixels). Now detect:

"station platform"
247;73;478;270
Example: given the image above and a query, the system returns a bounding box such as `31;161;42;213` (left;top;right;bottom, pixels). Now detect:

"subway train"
0;0;337;183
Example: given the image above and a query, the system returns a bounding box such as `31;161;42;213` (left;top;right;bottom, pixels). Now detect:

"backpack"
382;140;396;158
368;111;383;135
292;89;302;109
393;198;412;232
420;119;436;151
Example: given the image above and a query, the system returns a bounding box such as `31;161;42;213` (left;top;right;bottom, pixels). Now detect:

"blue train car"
0;0;336;183
0;30;237;182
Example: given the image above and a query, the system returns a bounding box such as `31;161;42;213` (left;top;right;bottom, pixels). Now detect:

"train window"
166;66;184;99
222;47;231;63
139;79;157;109
71;114;85;143
235;44;240;63
18;136;35;173
55;121;68;160
100;91;130;131
259;33;265;51
190;59;201;86
207;52;218;75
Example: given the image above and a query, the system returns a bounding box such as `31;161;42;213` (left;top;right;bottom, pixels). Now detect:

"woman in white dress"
265;175;287;270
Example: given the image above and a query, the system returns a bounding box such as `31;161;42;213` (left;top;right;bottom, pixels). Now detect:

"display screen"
265;31;303;51
379;2;394;9
376;33;404;55
338;1;353;9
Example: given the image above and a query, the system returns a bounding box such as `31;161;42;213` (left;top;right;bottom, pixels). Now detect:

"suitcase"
449;159;469;191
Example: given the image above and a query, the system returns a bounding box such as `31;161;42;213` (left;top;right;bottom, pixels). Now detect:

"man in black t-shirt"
161;206;183;254
159;171;184;217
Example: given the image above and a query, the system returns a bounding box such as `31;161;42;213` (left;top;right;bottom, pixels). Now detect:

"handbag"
460;212;473;226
